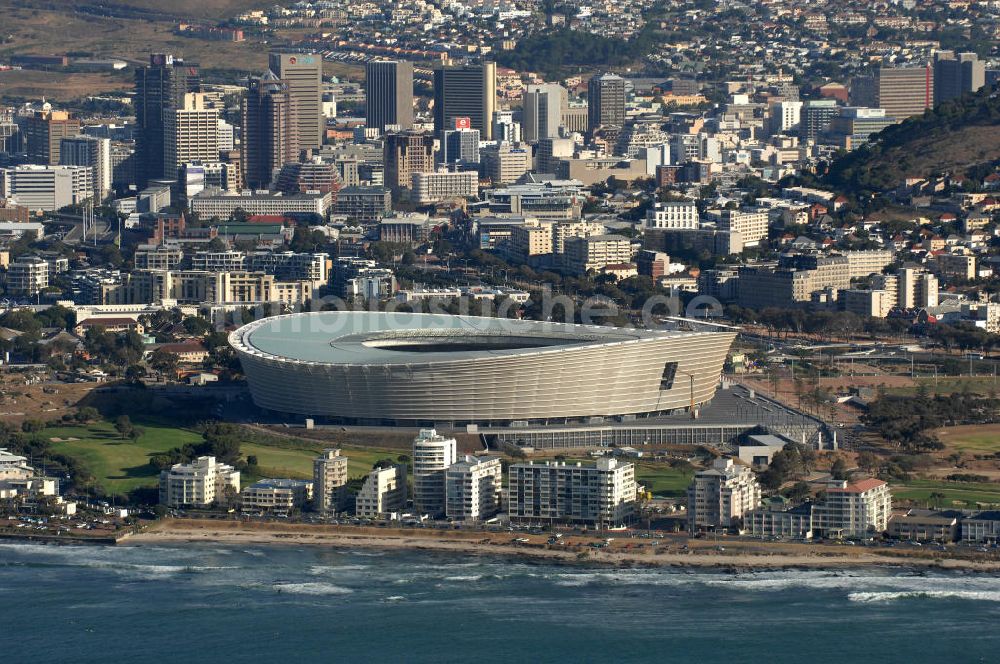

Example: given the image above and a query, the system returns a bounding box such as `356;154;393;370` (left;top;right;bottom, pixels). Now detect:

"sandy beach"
122;519;1000;571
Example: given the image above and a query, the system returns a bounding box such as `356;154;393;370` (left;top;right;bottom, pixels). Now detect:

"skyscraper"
934;51;985;104
440;125;480;168
163;93;219;179
365;60;414;131
587;73;625;135
876;65;933;120
134;53;199;186
268;52;323;150
60;135;111;201
383;130;435;189
800;99;839;141
523;83;566;142
433;62;496;140
242;73;299;190
24;108;80;165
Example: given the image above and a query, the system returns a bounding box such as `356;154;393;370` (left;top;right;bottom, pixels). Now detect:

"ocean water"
2;542;999;663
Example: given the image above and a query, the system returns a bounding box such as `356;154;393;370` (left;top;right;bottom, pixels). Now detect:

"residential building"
523;84;566;142
715;208;769;246
412;170;478;204
433;62;497;140
888;509;959;542
59;135;111;201
842;289;895;318
6;255;49;296
587;73;626;135
365;60;414;131
507;458;636;527
313;448;349;512
896;268;939;308
134;244;184;271
636;250;669;279
241;478;313;514
646;201;699;230
412;429;457;517
335;186;391;223
563;234;633;275
748;497;814;539
24;109;80;165
445;455;503;521
481;143;530;185
686;458;761;531
268;52;323;150
164;93;219;178
935;252;976;281
242;73;298;190
812;478;892;538
355;465;406;518
383;130;435;189
158;456;240;508
961;511;1000;543
800;99;839;141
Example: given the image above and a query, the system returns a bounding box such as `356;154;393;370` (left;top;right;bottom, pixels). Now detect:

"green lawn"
932;425;1000;454
46;421;404;497
46;421;202;496
634;462;694;497
893;478;1000;507
886;376;1000;397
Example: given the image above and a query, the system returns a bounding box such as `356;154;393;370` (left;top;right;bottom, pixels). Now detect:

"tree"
856;451;879;474
785;481;811;503
149;349;179;377
114;415;134;440
830;456;849;481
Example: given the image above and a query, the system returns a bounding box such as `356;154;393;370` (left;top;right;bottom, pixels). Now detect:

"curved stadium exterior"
230;312;736;426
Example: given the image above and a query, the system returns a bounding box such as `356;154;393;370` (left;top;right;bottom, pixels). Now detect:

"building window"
659;361;678;390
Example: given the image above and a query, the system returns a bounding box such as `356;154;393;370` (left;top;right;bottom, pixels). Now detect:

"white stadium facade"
229;312;737;427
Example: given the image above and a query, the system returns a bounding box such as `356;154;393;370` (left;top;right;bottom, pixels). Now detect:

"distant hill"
824;89;1000;195
12;0;256;21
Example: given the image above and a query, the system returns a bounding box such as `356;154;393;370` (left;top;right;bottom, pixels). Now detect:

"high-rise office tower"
24;108;80;165
383;130;435;189
365;60;414;131
523;83;566;142
439;125;480;168
799;99;839;141
875;65;933;120
242;73;299;190
60;135;111;201
934;51;985;104
163;93;219;179
587;73;625;135
134;53;200;186
433;62;496;140
770;100;803;135
492;110;521;143
268;52;323;150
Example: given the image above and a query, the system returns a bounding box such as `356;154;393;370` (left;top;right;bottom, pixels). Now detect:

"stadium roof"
234;311;700;366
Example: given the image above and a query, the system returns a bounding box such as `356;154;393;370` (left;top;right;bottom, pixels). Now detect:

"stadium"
229;311;737;426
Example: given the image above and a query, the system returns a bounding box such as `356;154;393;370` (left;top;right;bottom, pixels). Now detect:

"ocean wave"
443;574;484;582
848;590;1000;603
272;582;354;595
309;564;370;575
384;595;406;602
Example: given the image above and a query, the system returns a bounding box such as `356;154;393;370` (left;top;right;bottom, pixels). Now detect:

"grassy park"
893;478;1000;508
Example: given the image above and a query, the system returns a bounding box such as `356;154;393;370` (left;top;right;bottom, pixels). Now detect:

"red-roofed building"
814;478;891;538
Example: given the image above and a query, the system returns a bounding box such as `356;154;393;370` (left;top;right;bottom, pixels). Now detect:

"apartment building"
812;478;892;538
687;457;761;531
158;456;241;508
445;455;503;522
896;268;939;308
335;186;392;223
563;234;633;275
412;429;457;517
313;448;349;512
842;288;895;318
507;458;636;528
935;252;976;282
715;208;769;246
355;465;407;518
240;478;313;514
508;220;554;262
133;244;184;271
412;170;478;204
164;93;220;178
6;255;49;296
645;201;699;230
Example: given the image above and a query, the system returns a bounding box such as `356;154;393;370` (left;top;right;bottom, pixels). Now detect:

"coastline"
120;519;1000;572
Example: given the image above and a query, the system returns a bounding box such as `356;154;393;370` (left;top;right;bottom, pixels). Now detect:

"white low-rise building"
355;465;407;518
241;478;313;514
159;456;241;508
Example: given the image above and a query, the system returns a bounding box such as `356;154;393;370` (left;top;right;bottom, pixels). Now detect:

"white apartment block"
159;456;241;508
716;208;769;246
552;220;606;254
6;255;49;296
563;234;634;275
812;478;892;538
189;191;331;218
412;429;457;516
355;465;407;518
687;457;761;531
134;245;184;271
191;251;247;272
646;201;699;230
412;171;479;204
1;164;93;212
240;478;313;514
509;220;554;261
313;448;349;512
164;93;220;178
482;143;531;185
0;448;33;481
445;455;503;521
508;458;636;527
60;135;111;201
